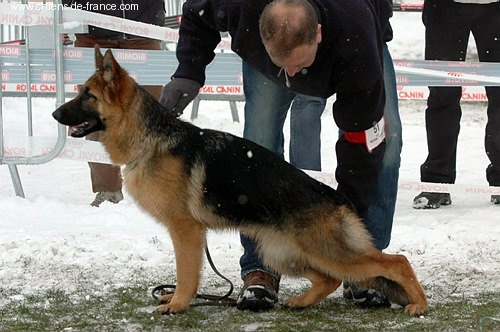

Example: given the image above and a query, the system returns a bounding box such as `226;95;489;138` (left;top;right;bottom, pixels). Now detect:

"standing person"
160;0;402;311
62;0;165;207
413;0;500;209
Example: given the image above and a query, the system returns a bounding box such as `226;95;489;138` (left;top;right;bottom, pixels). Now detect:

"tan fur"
55;47;428;316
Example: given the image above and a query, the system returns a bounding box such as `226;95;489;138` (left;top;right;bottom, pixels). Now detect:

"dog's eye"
83;88;96;101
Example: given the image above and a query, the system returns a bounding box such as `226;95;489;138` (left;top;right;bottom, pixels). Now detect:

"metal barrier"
1;46;242;196
1;0;73;197
0;0;184;43
0;4;242;197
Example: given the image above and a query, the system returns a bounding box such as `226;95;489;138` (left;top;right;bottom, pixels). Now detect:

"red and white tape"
303;170;499;196
2;136;111;164
2;136;497;195
395;65;500;85
0;3;233;49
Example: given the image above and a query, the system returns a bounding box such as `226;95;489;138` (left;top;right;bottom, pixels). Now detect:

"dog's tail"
358;276;410;306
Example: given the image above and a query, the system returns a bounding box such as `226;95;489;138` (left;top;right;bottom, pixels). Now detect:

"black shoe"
492;195;500;205
343;282;390;308
236;271;278;311
413;191;451;209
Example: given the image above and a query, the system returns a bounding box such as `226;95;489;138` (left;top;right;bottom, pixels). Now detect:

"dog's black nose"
52;109;62;121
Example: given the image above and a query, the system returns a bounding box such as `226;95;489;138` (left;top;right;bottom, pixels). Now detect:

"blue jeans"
241;64;325;171
361;44;402;250
239;44;401;278
289;95;325;171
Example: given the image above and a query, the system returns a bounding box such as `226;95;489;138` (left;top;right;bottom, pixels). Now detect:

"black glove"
160;78;201;116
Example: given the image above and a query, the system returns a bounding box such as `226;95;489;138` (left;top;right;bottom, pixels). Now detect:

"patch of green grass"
0;283;498;331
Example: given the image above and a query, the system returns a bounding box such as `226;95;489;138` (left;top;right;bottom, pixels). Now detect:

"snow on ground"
0;12;498;307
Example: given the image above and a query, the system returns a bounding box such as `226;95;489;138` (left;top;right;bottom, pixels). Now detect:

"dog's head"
52;45;133;137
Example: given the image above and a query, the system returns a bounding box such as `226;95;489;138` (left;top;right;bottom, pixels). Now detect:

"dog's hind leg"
366;253;428;316
155;218;206;314
283;271;342;309
330;251;428;316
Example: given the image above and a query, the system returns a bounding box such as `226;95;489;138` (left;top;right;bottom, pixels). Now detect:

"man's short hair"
259;0;318;61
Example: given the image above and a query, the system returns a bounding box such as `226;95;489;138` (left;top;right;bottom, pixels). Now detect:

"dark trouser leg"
484;87;500;186
420;87;462;184
420;0;471;184
471;3;500;186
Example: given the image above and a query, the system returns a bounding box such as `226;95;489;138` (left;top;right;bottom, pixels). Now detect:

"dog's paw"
404;303;428;316
283;296;307;309
157;293;174;304
154;302;189;315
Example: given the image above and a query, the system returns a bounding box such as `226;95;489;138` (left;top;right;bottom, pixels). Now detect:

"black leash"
151;246;237;307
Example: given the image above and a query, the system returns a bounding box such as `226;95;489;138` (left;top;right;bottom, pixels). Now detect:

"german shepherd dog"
53;47;428;316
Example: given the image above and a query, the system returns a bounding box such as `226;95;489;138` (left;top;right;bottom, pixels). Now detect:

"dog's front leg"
284;271;341;308
156;218;206;314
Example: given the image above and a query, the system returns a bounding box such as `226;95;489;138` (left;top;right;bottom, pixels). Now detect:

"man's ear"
316;24;322;44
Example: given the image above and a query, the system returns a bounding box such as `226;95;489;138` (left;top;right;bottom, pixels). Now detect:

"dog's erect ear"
102;49;121;83
94;44;104;72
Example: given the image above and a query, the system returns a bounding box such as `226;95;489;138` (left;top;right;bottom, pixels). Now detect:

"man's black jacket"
173;0;395;214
